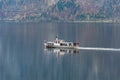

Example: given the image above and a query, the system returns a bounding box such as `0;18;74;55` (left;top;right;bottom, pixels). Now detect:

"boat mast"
56;35;58;40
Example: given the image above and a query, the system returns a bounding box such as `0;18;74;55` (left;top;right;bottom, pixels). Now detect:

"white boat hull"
44;44;79;49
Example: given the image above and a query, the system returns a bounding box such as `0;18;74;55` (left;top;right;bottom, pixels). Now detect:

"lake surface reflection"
0;22;120;80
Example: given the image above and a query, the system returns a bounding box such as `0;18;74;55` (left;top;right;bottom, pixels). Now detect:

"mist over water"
0;22;120;80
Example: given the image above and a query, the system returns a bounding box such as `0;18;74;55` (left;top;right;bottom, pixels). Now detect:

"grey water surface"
0;22;120;80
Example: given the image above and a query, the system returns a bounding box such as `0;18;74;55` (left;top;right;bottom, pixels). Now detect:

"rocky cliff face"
0;0;120;21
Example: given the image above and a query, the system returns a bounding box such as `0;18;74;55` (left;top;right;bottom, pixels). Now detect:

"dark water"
0;22;120;80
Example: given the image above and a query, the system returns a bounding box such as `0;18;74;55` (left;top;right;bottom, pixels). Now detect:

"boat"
44;36;79;49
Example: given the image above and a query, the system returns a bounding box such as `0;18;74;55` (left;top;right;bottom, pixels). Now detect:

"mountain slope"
0;0;120;21
42;0;120;21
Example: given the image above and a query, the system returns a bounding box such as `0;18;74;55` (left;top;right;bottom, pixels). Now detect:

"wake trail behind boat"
78;47;120;51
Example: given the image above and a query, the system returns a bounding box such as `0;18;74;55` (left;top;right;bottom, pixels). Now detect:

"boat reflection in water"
44;48;79;56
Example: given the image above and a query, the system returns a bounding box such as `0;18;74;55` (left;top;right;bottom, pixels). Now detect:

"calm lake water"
0;22;120;80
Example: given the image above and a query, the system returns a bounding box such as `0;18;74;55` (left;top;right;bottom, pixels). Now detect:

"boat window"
69;43;72;46
55;41;57;43
60;43;67;46
74;43;79;46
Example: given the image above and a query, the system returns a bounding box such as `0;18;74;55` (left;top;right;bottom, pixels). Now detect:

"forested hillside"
0;0;120;21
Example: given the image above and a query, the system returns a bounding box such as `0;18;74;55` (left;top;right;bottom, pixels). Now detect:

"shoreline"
0;19;120;23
